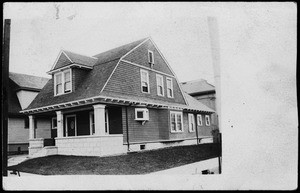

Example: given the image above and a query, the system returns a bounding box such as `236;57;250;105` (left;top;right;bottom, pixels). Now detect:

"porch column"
56;111;64;138
93;104;106;136
29;115;35;140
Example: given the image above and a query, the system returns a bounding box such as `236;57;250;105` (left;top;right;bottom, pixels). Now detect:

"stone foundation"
55;135;126;156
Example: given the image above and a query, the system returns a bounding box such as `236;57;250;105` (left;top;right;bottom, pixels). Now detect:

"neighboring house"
180;79;218;126
8;72;49;154
21;37;216;158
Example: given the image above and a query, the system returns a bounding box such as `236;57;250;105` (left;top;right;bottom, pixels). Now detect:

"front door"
66;115;76;137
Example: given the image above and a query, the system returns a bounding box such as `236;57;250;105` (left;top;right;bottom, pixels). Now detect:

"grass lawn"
8;143;221;175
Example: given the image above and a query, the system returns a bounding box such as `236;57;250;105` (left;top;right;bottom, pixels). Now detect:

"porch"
28;104;126;157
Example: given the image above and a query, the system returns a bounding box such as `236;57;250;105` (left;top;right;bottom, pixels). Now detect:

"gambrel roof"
24;37;214;114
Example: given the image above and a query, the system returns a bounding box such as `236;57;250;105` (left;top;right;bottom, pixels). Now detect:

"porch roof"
20;92;215;114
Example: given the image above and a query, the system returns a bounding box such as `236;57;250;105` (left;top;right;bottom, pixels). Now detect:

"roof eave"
47;63;93;75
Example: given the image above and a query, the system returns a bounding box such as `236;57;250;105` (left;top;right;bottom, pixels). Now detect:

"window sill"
170;130;184;133
54;91;72;97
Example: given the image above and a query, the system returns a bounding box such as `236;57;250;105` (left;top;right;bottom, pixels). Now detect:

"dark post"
2;19;11;177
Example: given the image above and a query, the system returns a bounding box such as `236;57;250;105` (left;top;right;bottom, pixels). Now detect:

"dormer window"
54;69;72;96
148;50;154;67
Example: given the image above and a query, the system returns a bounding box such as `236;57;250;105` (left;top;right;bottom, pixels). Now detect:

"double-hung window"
170;111;183;133
64;70;71;93
54;69;72;96
166;77;174;98
55;73;63;95
140;69;150;93
156;74;164;96
205;115;211;126
197;114;203;126
188;113;195;132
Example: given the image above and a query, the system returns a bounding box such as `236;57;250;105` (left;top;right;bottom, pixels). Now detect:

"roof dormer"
47;50;97;75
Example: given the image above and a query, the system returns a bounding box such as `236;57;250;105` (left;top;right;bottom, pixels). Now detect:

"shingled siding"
103;61;186;105
197;114;215;137
123;39;174;76
53;52;72;70
122;107;170;144
72;68;90;92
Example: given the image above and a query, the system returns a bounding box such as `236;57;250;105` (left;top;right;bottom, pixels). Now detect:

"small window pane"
171;114;176;131
137;111;144;119
158;86;163;95
64;71;70;82
56;74;62;84
65;82;71;91
197;115;202;125
149;51;153;63
168;89;172;97
56;84;62;94
177;114;182;131
142;82;148;92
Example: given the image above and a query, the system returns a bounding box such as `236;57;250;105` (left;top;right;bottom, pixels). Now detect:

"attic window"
148;50;154;67
54;69;72;96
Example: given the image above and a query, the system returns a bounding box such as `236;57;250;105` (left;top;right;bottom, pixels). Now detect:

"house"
21;37;216;158
180;79;218;126
8;72;49;154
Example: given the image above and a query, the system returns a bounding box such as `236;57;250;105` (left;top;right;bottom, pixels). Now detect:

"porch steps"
30;146;58;158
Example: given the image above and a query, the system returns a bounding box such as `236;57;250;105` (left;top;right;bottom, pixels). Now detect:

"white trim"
121;59;175;78
156;74;164;96
197;114;203;126
188;113;196;132
48;63;93;74
166;77;174;98
205;115;211;126
140;69;150;94
65;114;77;137
170;111;184;133
148;37;189;105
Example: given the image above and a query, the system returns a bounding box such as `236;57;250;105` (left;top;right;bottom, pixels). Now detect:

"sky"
3;2;298;190
4;2;216;84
